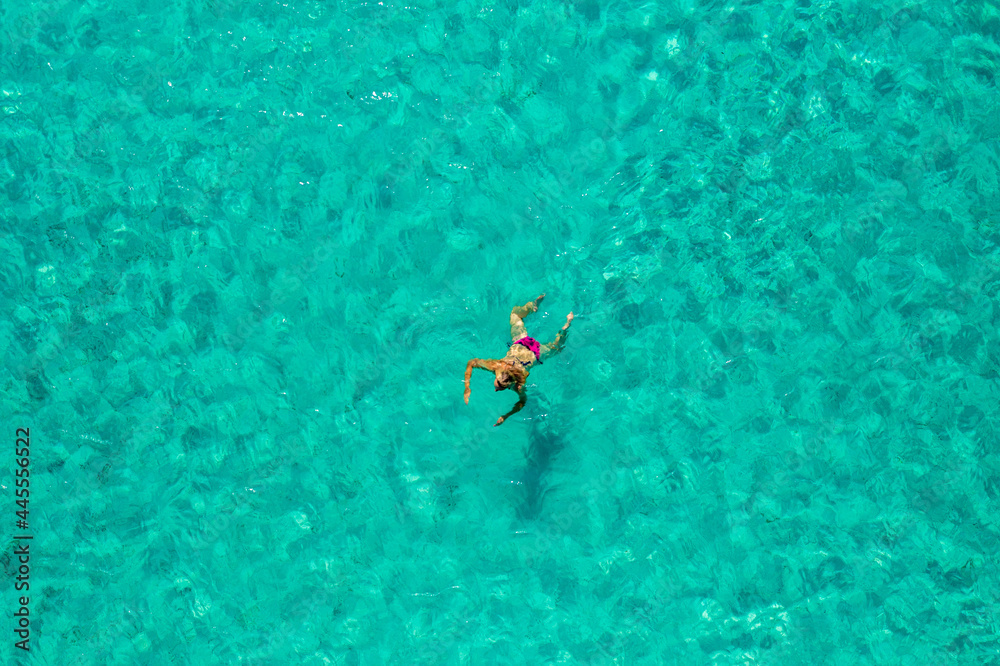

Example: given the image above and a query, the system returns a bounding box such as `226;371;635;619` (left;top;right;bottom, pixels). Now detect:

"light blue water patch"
2;0;1000;663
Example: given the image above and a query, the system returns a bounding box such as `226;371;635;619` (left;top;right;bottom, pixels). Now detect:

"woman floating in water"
464;294;573;426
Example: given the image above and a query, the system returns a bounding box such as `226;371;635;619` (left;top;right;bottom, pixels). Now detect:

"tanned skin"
464;294;573;426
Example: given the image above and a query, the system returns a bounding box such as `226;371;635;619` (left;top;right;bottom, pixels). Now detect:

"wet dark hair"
498;361;527;390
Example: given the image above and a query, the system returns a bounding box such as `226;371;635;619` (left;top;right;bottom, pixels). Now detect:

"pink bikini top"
513;336;541;361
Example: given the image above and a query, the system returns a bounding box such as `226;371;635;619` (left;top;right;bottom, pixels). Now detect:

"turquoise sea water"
3;0;1000;663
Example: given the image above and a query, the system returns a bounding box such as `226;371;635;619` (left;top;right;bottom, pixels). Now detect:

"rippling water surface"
3;0;999;663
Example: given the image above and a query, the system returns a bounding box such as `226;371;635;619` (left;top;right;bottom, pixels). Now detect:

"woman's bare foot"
529;293;545;313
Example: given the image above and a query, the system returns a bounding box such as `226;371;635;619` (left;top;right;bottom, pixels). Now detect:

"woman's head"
494;362;527;392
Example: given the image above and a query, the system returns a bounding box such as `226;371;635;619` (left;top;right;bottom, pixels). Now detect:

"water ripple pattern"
2;0;999;663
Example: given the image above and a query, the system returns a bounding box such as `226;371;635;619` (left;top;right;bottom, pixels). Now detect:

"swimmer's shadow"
516;396;564;520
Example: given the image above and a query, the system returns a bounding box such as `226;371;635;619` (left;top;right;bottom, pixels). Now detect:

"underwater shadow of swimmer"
517;393;565;520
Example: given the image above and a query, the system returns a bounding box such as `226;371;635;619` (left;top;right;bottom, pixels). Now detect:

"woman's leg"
510;294;545;340
539;332;565;361
539;312;573;361
510;312;528;340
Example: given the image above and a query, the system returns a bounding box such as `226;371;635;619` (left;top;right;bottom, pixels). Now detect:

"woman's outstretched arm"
494;387;527;427
464;358;497;404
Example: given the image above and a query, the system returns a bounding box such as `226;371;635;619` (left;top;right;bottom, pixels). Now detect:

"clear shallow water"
3;0;999;663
